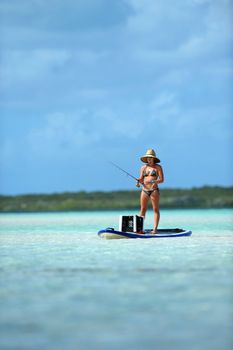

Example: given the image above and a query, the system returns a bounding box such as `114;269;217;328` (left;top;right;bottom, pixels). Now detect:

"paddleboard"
98;228;192;239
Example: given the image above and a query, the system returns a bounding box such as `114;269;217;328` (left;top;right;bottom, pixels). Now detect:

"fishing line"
109;161;139;183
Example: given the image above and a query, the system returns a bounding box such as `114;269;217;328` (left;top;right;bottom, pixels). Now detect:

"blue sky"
0;0;232;195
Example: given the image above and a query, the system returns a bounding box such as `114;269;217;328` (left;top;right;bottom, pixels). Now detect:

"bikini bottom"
142;188;160;197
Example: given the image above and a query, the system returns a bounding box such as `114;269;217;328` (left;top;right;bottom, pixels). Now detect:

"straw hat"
140;149;160;163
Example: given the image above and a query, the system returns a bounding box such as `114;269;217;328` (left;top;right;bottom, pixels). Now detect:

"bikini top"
143;167;157;177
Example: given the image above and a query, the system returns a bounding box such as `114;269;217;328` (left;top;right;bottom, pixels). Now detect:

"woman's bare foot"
150;229;157;234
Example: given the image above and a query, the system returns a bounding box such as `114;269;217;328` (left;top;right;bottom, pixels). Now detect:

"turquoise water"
0;209;233;350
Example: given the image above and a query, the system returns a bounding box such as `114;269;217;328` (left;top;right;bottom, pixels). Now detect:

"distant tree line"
0;186;232;212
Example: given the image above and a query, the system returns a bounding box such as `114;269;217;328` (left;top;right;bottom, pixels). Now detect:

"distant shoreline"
0;186;232;212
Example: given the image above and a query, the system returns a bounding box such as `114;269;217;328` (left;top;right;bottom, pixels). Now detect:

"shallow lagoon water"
0;209;233;350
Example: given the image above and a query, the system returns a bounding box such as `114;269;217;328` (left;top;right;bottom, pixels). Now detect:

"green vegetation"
0;186;232;212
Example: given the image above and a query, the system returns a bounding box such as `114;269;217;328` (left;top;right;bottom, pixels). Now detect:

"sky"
0;0;232;195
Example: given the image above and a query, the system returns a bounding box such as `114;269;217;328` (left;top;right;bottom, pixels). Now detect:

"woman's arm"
156;165;164;184
138;165;146;184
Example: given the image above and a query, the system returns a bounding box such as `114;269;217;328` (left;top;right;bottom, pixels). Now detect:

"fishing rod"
109;161;141;187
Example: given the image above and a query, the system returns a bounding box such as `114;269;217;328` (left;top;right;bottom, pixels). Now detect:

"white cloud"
94;107;143;138
125;0;232;68
26;107;144;159
0;49;71;86
28;112;93;156
147;92;182;135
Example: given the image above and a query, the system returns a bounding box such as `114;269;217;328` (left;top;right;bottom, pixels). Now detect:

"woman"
137;149;164;234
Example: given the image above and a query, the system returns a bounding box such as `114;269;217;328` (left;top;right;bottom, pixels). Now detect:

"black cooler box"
119;215;144;233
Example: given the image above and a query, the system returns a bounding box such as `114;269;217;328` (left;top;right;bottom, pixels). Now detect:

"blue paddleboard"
98;228;192;239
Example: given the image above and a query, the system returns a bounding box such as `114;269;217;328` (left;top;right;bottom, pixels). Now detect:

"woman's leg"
140;190;149;218
151;190;160;233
